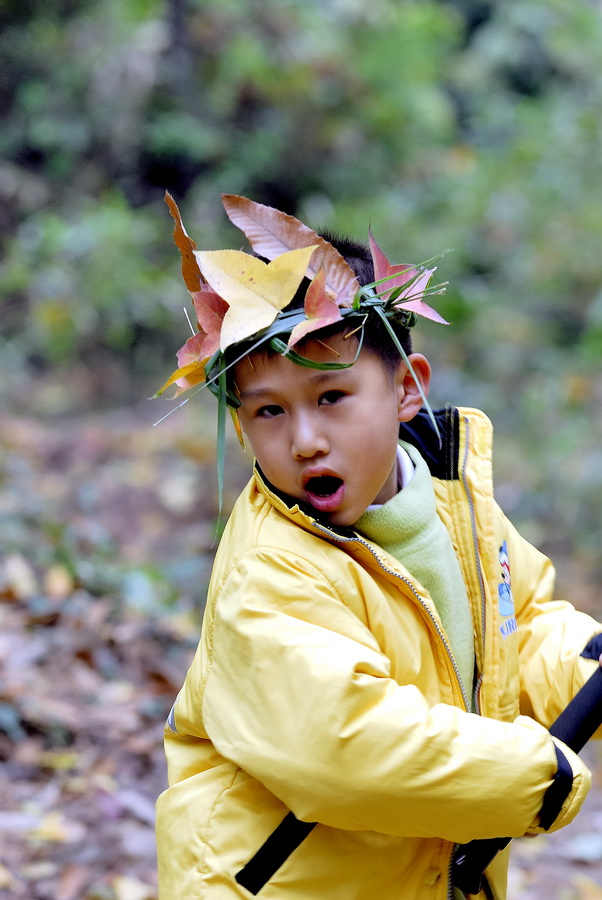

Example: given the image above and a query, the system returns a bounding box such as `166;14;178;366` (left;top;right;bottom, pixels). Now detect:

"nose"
291;411;329;460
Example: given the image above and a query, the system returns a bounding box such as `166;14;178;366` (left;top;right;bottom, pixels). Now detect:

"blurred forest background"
2;0;602;898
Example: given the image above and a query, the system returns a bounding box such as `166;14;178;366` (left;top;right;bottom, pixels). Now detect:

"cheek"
241;424;285;473
237;418;263;459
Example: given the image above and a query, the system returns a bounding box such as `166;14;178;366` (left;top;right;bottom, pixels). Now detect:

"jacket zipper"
309;523;471;713
459;416;487;715
447;853;456;900
311;523;471;900
307;415;491;900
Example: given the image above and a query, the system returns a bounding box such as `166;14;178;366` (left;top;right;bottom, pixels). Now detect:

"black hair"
225;231;413;382
307;230;413;370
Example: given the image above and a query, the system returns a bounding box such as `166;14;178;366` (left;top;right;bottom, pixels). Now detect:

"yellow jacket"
156;407;599;900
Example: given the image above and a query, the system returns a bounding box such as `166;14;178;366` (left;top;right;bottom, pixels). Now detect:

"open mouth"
304;475;343;497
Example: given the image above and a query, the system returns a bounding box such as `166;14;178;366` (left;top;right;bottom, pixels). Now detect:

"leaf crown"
156;193;450;507
158;192;449;402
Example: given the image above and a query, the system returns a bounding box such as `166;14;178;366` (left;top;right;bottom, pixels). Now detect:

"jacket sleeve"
201;546;589;844
501;510;602;730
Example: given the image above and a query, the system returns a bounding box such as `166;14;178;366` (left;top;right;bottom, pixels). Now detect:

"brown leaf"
221;193;359;302
56;864;90;900
164;191;203;292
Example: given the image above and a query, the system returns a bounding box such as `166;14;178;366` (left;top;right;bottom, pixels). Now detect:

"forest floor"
1;383;602;900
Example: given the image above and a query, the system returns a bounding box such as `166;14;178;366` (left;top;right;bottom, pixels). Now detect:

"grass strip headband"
156;192;450;511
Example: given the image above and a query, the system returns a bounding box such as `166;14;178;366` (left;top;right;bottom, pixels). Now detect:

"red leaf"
171;334;211;393
221;194;359;304
369;229;415;300
368;230;448;324
287;267;343;348
177;332;212;368
392;270;449;324
165;191;204;292
190;286;229;342
170;285;229;392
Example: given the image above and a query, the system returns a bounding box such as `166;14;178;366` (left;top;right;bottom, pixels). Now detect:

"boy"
155;194;602;900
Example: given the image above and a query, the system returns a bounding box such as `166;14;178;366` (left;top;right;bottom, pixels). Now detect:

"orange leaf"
155;361;207;397
230;408;245;448
222;194;359;303
287;267;343;348
165;191;203;292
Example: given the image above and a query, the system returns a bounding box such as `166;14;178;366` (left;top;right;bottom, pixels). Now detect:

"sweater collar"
354;443;436;543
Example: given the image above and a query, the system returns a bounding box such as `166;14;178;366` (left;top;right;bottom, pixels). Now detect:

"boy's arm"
200;547;589;844
501;510;602;730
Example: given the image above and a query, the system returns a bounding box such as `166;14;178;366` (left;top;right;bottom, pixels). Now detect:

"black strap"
235;813;316;895
549;664;602;753
580;632;602;663
538;744;573;830
453;665;602;893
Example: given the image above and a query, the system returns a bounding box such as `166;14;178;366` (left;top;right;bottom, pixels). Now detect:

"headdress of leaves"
156;192;450;513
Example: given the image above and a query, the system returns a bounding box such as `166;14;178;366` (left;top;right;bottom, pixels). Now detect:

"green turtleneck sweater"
354;441;475;709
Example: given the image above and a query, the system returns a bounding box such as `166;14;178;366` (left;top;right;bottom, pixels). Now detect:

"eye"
319;390;346;406
256;404;283;418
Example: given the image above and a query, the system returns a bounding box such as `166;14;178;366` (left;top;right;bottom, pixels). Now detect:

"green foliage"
2;193;183;375
2;0;602;561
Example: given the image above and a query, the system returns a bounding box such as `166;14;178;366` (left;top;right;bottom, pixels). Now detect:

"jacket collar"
398;405;460;481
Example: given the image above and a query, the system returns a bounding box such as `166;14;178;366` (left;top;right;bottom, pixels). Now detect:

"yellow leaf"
28;811;70;843
574;873;602;899
4;553;38;599
196;246;316;350
43;564;74;599
0;863;15;889
111;875;156;900
40;749;80;771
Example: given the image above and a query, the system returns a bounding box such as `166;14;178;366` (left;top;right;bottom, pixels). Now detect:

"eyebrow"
238;370;349;402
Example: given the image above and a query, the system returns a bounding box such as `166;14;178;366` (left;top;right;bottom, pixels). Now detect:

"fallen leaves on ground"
0;397;601;899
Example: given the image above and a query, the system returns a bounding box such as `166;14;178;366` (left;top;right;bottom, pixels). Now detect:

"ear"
395;353;431;423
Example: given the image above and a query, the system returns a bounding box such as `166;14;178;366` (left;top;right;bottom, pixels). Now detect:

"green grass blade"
374;306;441;446
216;357;227;519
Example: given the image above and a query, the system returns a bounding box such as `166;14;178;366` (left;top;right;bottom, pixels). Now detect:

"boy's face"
234;334;430;527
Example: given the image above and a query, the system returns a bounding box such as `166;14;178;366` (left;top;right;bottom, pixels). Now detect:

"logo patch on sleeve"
498;540;517;638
